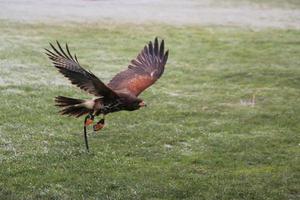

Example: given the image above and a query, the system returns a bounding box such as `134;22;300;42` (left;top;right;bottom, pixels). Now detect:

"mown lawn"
0;20;299;199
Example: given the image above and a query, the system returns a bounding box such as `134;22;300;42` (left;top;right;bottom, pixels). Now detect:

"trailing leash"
84;115;90;152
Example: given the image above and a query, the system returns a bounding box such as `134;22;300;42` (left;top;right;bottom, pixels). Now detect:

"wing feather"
45;41;118;99
108;37;169;96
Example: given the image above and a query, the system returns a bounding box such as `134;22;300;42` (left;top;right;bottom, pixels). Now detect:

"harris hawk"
45;38;169;151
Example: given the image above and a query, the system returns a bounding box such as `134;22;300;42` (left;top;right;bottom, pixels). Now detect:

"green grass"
0;20;299;199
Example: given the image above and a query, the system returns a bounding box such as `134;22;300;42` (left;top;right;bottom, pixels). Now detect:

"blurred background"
0;0;299;28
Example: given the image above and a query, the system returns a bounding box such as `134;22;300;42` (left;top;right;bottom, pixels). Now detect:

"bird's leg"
84;113;94;126
83;113;94;152
93;114;105;132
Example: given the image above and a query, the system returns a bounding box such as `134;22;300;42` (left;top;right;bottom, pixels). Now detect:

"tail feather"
55;96;92;118
55;96;84;107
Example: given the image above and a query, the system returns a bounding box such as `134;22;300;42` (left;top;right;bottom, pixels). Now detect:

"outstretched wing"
108;37;169;96
45;41;118;99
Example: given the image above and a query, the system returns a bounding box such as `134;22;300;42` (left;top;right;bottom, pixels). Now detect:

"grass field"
0;20;299;199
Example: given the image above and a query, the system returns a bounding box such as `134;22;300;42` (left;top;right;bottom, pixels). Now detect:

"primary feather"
108;37;169;96
45;41;118;99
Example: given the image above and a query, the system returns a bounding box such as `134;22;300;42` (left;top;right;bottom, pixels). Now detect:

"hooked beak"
139;101;147;107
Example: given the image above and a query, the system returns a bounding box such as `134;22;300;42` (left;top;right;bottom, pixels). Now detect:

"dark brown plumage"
45;38;169;151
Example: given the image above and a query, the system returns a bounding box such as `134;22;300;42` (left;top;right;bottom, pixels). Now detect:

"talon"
93;119;105;131
85;118;93;126
93;123;104;131
84;114;94;126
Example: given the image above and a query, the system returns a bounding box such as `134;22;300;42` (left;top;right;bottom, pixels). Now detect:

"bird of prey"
45;38;169;151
